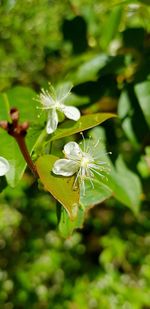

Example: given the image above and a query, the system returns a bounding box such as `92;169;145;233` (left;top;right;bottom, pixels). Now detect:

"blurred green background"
0;0;150;308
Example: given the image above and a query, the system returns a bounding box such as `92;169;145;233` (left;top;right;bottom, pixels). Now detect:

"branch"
0;108;38;178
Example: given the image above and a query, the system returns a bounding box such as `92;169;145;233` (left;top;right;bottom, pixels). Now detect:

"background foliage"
0;0;150;308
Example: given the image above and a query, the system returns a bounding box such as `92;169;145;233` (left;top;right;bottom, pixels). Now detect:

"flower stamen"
52;136;111;195
35;83;81;134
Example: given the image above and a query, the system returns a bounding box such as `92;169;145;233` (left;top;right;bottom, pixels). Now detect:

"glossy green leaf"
35;154;80;219
0;86;42;187
47;113;116;142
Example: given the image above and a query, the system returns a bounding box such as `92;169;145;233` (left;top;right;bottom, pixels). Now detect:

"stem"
0;107;39;178
15;135;38;178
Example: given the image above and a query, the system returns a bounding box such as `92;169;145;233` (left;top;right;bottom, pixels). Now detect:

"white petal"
46;109;58;134
0;157;10;176
62;105;80;121
64;142;82;159
52;159;79;176
40;91;55;108
56;83;72;102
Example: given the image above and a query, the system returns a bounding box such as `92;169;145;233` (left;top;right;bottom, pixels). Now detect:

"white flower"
52;137;111;194
37;83;80;134
0;157;10;176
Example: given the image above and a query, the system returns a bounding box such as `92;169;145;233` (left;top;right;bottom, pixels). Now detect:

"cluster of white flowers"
37;83;111;193
0;157;10;176
37;83;80;134
52;137;111;194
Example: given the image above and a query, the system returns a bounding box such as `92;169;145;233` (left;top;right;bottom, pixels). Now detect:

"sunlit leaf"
47;113;116;142
35;154;80;219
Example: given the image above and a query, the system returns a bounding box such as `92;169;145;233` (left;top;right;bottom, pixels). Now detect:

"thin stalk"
15;135;38;178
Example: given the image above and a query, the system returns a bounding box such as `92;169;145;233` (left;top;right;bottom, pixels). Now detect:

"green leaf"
65;93;90;107
107;156;142;215
80;178;112;209
58;207;84;238
88;127;142;214
135;81;150;127
118;87;149;147
47;113;116;142
0;86;42;187
101;5;123;50
35;154;80;219
118;90;138;147
0;86;39;122
71;54;108;84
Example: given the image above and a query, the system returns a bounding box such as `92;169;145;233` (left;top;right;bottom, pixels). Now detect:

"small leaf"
35;155;80;219
135;81;150;127
58;207;84;238
48;113;116;142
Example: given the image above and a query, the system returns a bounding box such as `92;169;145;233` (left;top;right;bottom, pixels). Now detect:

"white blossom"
0;157;10;176
52;136;111;194
37;83;80;134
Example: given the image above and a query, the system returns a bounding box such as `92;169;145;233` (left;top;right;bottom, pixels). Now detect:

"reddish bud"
0;121;8;130
10;108;19;123
21;122;29;131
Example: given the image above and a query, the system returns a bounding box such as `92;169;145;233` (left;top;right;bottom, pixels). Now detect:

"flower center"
80;153;92;168
55;100;61;109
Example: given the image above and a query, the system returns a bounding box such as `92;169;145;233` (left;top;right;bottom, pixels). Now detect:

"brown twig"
0;108;38;178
